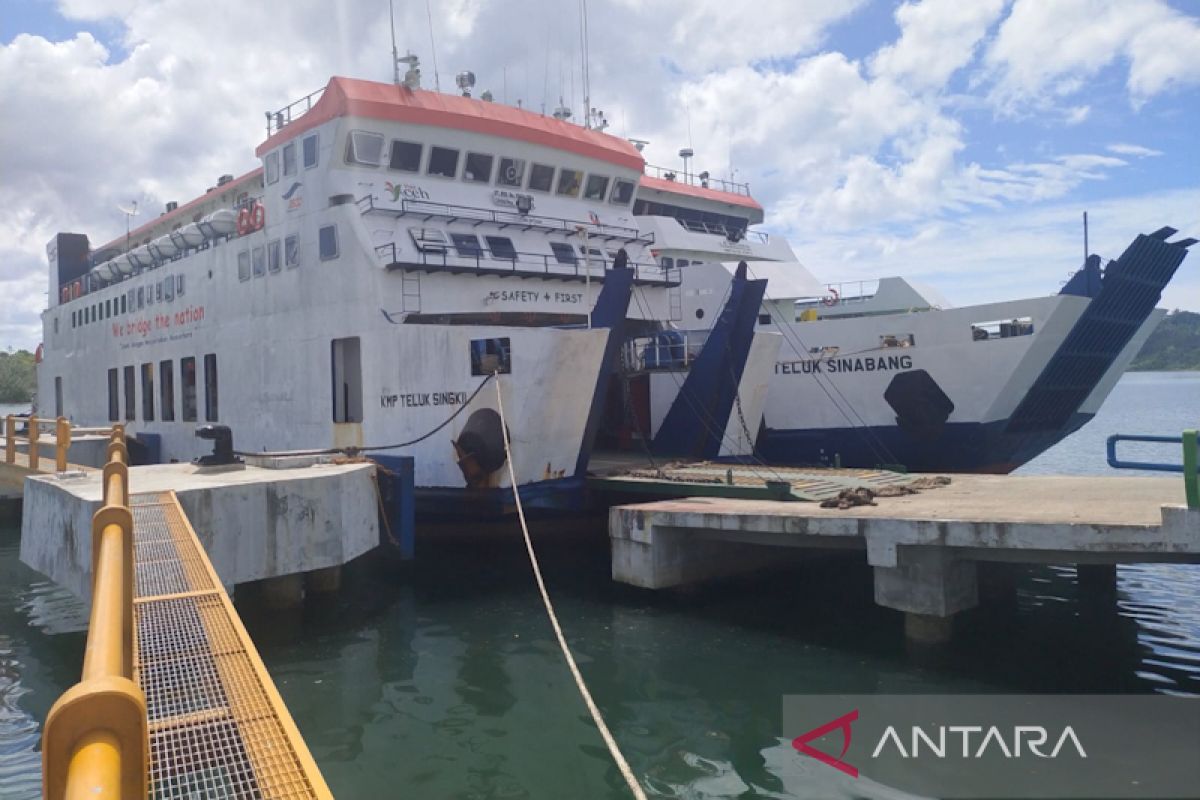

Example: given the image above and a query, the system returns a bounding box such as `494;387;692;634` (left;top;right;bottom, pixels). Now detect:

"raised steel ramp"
132;492;332;799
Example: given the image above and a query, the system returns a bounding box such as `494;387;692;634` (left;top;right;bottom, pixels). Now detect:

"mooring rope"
492;373;648;800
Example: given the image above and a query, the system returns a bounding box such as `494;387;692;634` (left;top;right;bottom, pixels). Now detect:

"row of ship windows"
409;227;622;266
236;225;338;281
70;275;187;329
339;130;637;205
106;355;218;424
264;133;320;184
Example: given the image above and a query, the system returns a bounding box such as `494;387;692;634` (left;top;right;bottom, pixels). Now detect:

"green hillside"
1130;310;1200;371
0;350;37;403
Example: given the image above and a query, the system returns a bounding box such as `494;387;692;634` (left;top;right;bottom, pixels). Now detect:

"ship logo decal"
281;181;302;200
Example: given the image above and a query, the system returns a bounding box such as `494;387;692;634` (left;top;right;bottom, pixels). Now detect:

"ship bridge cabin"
631;164;793;269
255;75;675;301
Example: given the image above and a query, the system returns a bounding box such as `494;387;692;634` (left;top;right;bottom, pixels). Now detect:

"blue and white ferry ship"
634;166;1193;472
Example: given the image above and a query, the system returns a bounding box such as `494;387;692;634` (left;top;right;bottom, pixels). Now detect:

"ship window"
181;357;197;421
427;146;459;178
676;258;689;268
137;287;144;309
451;233;483;258
204;353;218;421
345;130;385;166
265;151;279;184
123;365;135;421
302;134;319;169
759;314;772;325
107;369;119;422
164;276;174;301
497;157;525;187
54;377;63;417
660;256;674;269
282;142;297;176
285;234;300;268
71;311;76;329
971;317;1033;341
486;236;517;261
252;245;266;277
318;225;338;260
463;152;494;183
238;250;251;281
389;140;423;172
160;359;175;421
556;169;583;197
470;337;511;376
105;299;111;318
268;239;281;273
141;363;155;421
176;275;185;296
550;242;577;266
408;227;448;253
121;295;127;313
528;163;555;192
582;246;607;266
584;174;609;201
610;178;635;205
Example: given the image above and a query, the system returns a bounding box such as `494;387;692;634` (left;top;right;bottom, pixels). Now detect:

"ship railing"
42;425;148;799
3;415;114;473
265;85;326;136
621;329;712;373
675;217;769;243
356;194;655;245
643;163;752;196
373;242;680;286
1107;431;1200;509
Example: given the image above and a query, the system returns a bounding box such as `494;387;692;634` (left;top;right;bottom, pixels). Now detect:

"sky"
1;0;1197;351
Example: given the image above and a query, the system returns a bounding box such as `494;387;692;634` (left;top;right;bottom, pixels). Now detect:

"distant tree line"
1130;310;1200;371
0;350;37;403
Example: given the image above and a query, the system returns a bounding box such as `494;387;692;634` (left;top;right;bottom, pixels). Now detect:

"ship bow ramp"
1002;227;1193;451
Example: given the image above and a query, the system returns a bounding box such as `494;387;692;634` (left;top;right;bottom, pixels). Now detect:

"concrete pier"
610;475;1199;642
20;460;379;600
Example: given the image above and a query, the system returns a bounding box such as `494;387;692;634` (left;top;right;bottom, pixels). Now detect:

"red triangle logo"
791;709;859;778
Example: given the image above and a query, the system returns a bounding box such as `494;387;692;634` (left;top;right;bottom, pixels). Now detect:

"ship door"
331;337;364;448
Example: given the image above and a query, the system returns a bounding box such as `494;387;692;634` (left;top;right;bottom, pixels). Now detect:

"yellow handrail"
3;414;91;473
42;424;147;800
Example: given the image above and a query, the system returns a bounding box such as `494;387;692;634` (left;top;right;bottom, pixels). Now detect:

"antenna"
389;0;400;85
1083;211;1089;264
579;0;592;127
424;0;441;91
118;201;139;251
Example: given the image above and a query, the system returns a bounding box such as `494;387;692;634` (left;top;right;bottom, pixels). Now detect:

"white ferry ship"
632;167;1194;471
37;64;779;514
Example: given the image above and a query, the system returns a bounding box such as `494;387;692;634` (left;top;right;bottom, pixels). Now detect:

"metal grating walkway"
131;492;333;799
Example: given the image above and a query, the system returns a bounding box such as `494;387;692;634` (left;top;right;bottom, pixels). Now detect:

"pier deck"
610;474;1199;642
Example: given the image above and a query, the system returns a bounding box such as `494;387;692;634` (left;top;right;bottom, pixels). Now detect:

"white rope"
493;374;648;800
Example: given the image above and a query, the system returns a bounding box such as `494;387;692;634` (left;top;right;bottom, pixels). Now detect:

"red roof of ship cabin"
638;174;763;213
255;76;646;172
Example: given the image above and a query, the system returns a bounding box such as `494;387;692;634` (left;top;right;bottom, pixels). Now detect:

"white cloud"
870;0;1006;91
982;0;1200;110
1107;142;1164;157
0;0;1195;351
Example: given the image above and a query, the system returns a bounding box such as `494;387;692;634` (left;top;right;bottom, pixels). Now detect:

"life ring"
34;344;43;364
821;287;840;307
236;206;253;236
251;201;265;231
504;165;518;182
71;280;82;299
